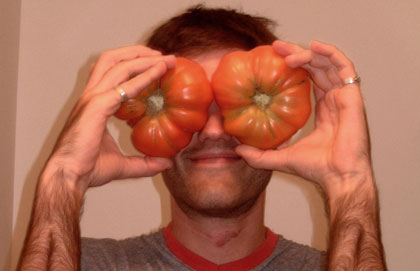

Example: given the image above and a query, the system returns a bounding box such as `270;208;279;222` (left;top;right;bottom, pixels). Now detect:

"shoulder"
81;229;190;271
258;234;326;271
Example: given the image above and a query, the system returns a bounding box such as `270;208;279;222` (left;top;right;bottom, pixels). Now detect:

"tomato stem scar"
252;87;271;109
147;92;164;115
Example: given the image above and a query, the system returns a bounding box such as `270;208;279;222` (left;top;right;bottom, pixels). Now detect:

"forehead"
190;49;240;79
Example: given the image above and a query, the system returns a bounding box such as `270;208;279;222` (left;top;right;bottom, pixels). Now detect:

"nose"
198;101;231;142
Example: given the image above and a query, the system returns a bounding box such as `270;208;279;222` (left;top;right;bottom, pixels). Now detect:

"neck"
169;192;267;265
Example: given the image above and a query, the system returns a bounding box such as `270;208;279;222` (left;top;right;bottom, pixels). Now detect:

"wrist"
323;166;375;201
20;160;84;270
39;161;87;202
325;171;379;222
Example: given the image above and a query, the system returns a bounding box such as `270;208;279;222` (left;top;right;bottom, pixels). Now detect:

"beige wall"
3;0;420;270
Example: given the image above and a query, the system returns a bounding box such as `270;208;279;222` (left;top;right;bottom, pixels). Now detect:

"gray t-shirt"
81;229;325;271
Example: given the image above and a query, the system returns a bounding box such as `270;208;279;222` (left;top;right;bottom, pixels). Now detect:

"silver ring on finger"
115;86;128;102
343;75;361;85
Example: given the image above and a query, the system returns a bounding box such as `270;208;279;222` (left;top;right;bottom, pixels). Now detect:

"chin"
178;193;262;218
162;166;272;218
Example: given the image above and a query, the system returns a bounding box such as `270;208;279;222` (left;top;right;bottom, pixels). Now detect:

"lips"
189;151;240;160
188;150;241;166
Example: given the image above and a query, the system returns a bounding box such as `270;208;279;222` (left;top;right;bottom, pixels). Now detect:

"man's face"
162;49;272;218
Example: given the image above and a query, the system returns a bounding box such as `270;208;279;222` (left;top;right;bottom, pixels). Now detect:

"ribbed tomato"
115;57;213;157
211;45;311;149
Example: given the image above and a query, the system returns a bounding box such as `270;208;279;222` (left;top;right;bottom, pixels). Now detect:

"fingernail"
149;157;168;162
165;55;176;61
164;55;176;68
274;40;288;46
151;49;162;55
149;157;173;168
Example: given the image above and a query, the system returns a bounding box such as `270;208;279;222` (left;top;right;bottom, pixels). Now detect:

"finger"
310;40;357;82
273;40;322;70
75;61;170;123
235;145;292;173
92;55;176;94
284;48;349;91
119;156;173;179
272;40;305;56
284;49;332;71
61;62;167;163
87;45;162;89
115;61;170;101
272;40;337;97
307;66;337;91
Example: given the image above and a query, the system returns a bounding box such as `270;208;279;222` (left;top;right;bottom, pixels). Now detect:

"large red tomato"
115;57;213;157
211;45;311;149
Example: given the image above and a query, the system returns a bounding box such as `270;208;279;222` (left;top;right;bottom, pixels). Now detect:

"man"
18;6;386;271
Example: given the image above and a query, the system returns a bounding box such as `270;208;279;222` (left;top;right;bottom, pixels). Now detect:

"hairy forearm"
18;168;84;271
326;173;386;271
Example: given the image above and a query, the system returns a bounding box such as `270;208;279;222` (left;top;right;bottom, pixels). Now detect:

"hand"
44;45;176;193
236;40;372;194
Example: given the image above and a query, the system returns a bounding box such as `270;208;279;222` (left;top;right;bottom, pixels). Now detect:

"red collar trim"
163;223;279;271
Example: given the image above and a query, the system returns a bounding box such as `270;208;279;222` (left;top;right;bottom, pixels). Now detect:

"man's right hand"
19;46;177;270
43;45;175;194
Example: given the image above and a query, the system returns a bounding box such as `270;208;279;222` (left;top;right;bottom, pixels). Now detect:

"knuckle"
80;92;103;113
115;61;134;77
76;92;93;108
97;50;116;66
149;63;166;79
89;92;107;108
116;57;156;78
343;58;355;71
100;49;113;59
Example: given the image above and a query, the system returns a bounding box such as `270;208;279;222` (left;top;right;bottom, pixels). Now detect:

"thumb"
235;144;292;173
119;156;173;179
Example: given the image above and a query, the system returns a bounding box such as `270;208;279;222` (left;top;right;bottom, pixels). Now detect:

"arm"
17;170;83;270
236;40;386;270
18;46;176;270
327;172;384;270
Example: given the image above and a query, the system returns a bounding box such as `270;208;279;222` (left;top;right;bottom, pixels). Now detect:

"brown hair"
146;5;278;57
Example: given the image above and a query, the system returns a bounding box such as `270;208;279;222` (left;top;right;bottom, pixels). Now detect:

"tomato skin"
211;45;311;149
115;57;213;157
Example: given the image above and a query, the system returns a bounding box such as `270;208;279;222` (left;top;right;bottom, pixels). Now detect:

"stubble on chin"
161;140;272;218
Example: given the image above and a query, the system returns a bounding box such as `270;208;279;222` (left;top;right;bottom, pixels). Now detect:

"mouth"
188;151;242;167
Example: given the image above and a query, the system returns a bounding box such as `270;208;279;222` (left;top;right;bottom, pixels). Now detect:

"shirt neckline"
163;222;279;271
